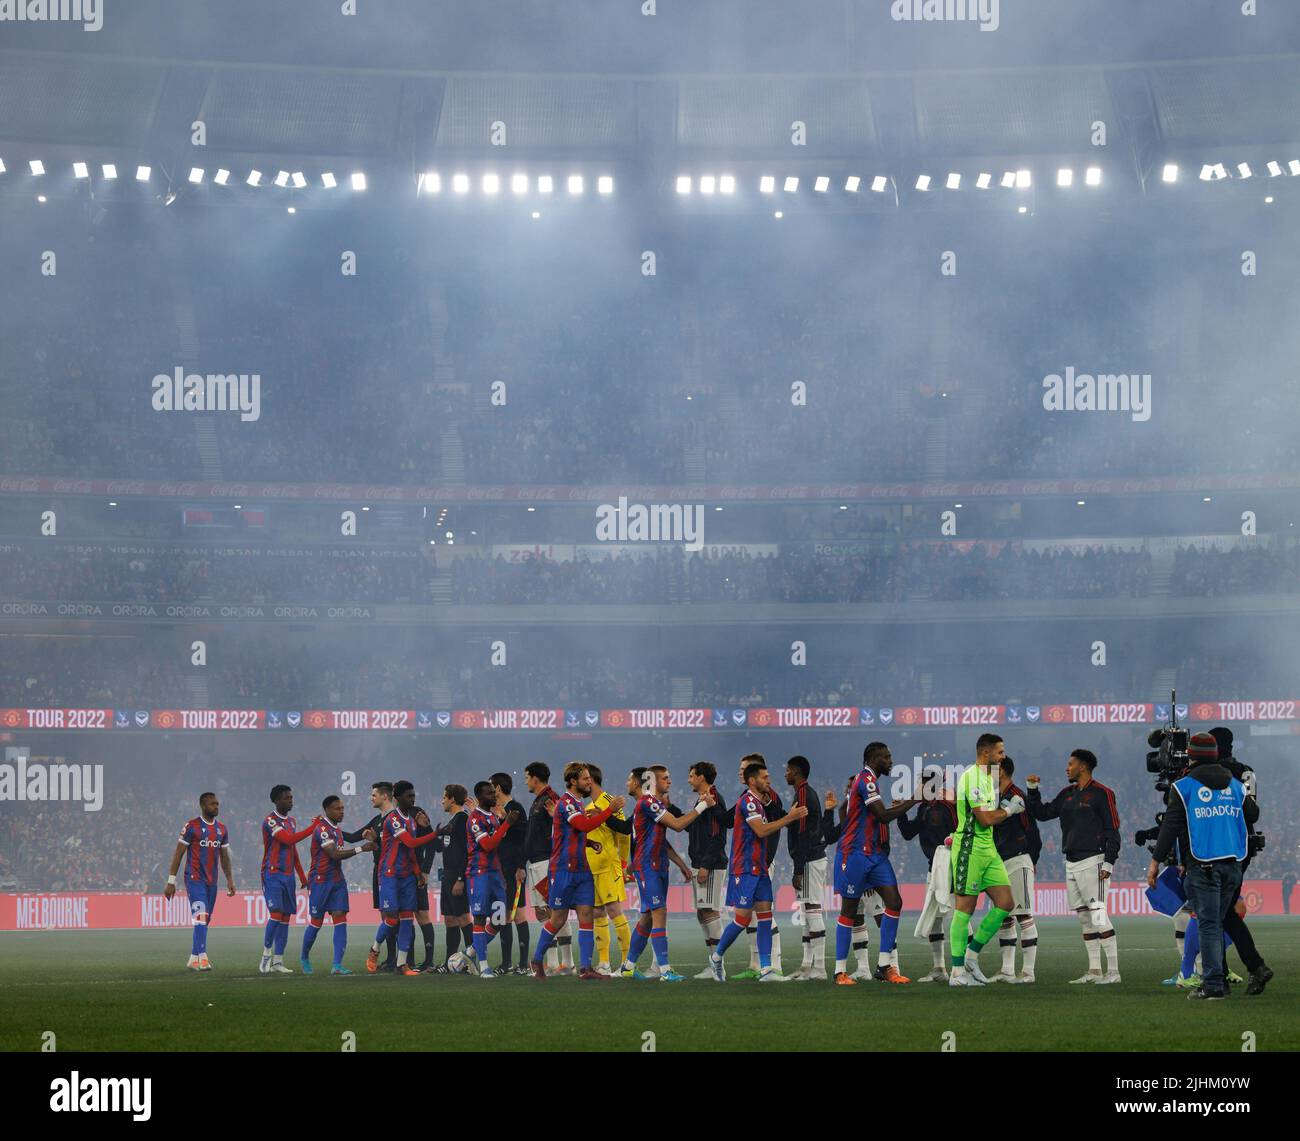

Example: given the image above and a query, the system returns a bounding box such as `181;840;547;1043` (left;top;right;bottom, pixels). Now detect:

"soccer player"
530;762;624;980
491;772;532;974
523;762;562;973
949;735;1022;987
302;795;374;975
342;781;396;971
991;758;1041;984
1027;748;1121;984
832;743;917;986
411;796;438;972
165;791;234;971
732;755;788;978
259;785;318;975
784;756;828;980
464;781;522;980
685;761;728;978
583;764;632;976
708;758;807;983
366;780;440;976
898;769;958;981
618;765;712;981
823;777;878;980
430;784;472;972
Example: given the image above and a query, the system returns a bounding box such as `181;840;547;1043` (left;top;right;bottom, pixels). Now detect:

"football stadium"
0;0;1297;1112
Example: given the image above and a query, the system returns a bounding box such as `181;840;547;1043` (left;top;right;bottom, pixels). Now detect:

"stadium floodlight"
453;172;470;194
844;175;860;192
417;172;440;194
676;175;691;195
531;210;540;219
598;175;614;194
287;206;296;214
700;175;716;195
135;165;151;182
784;176;798;192
350;171;366;191
1199;164;1214;181
188;167;204;184
759;175;775;193
274;170;290;187
30;159;45;175
214;168;230;186
1267;161;1282;177
1237;163;1252;179
1265;196;1274;204
1290;159;1300;176
482;173;500;194
975;172;992;189
871;175;888;193
915;174;931;191
102;163;116;179
246;169;262;186
1015;169;1031;188
1057;168;1073;187
536;175;553;194
1160;164;1178;183
291;172;307;189
321;171;337;188
0;157;6;174
1076;499;1086;506
36;194;46;203
73;162;89;179
814;175;830;192
511;173;528;194
719;174;735;194
1086;166;1102;186
1018;205;1028;214
773;210;783;218
567;174;583;194
1000;171;1016;188
1214;163;1229;180
946;172;961;190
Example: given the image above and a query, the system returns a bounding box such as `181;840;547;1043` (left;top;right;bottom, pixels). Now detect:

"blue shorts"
378;873;417;914
726;871;773;909
262;872;296;916
468;870;507;918
184;879;218;922
547;868;594;910
634;870;668;910
834;852;897;899
309;880;349;918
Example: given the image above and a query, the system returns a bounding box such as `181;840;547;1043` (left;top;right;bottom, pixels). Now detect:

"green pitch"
1;917;1296;1052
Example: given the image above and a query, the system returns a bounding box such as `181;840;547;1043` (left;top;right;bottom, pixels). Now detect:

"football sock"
419;922;436;969
756;911;774;970
834;915;854;974
515;919;530;964
532;921;558;964
593;915;610;967
302;920;321;959
715;919;745;958
1017;916;1038;974
577;922;594;969
949;910;972;969
627;921;650;966
612;914;632;965
999;916;1018;973
650;927;669;968
332;921;348;966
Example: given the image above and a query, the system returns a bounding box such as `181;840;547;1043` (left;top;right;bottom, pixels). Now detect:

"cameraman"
1209;726;1271;993
1147;732;1265;999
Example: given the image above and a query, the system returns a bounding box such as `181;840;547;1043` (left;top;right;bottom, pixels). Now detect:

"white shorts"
1065;853;1107;912
691;868;725;912
796;858;828;907
526;859;550;900
1003;853;1035;915
914;847;953;938
859;891;885;919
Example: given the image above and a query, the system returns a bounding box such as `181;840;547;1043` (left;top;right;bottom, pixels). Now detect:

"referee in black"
342;780;396;972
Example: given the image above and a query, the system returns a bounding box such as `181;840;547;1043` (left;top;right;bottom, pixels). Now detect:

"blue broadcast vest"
1173;774;1247;863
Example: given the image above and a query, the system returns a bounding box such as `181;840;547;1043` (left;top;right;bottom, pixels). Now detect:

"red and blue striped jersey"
261;812;298;876
550;791;592;876
630;795;671;873
729;790;767;876
467;808;503;876
836;765;888;860
379;809;417;878
310;820;346;885
179;816;227;884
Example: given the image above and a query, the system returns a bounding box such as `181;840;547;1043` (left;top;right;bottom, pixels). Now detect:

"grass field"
1;917;1295;1052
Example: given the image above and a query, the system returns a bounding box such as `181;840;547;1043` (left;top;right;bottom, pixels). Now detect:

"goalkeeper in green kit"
949;733;1022;987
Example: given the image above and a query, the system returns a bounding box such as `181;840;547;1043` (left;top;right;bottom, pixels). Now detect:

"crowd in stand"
1170;543;1300;596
